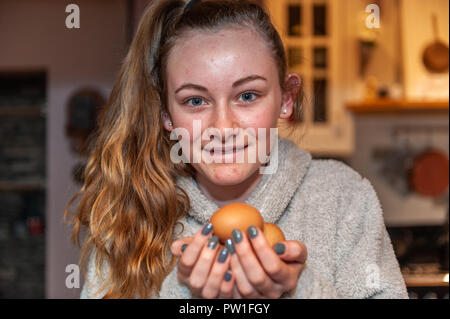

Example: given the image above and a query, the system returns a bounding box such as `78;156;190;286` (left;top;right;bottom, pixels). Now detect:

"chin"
199;163;259;186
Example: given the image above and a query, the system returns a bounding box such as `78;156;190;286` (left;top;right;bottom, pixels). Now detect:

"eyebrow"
174;75;267;94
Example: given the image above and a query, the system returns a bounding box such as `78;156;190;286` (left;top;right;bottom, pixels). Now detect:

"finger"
179;223;214;274
218;271;235;299
232;228;275;295
171;237;194;257
228;241;263;299
271;241;307;292
189;235;220;293
202;247;231;299
232;284;242;299
246;226;291;283
274;240;308;265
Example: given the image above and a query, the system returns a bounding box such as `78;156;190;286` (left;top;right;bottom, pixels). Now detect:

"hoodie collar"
176;135;312;225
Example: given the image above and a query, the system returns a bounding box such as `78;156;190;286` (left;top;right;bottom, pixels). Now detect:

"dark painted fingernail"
225;239;235;254
181;243;188;252
202;223;213;236
224;272;232;282
218;247;228;263
232;229;242;243
207;235;219;249
274;243;285;255
248;225;258;238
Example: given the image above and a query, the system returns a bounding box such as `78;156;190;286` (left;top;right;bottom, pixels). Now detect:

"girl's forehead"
167;28;275;83
180;25;261;42
170;27;269;60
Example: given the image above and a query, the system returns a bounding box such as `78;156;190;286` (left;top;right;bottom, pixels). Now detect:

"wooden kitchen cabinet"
265;0;354;157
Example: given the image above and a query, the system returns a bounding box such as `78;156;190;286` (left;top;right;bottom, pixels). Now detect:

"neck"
195;170;263;207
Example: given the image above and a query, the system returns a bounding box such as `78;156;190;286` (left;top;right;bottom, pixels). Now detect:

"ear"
162;112;174;131
280;73;302;119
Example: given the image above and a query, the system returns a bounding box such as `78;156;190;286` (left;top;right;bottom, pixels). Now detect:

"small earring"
282;108;287;114
168;122;173;127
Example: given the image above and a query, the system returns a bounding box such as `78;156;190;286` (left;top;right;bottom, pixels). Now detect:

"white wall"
0;0;127;298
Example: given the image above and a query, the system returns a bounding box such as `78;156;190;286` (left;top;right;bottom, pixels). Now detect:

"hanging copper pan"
408;148;449;197
422;14;449;73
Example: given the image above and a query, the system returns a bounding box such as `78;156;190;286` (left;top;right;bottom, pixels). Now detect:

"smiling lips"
204;145;248;154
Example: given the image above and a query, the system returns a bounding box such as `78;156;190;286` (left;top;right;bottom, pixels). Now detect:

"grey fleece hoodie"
80;135;408;299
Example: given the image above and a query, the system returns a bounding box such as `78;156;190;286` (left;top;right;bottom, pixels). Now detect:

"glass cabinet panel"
313;4;327;36
288;46;303;68
313;46;327;69
288;4;302;36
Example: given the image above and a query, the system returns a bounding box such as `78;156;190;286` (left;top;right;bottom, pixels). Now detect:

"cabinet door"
264;0;354;156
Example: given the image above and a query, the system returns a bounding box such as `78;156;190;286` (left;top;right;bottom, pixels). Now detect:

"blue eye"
239;92;259;103
183;92;259;107
184;97;205;107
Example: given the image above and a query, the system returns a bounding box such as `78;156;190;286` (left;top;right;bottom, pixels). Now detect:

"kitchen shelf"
403;273;449;287
346;99;449;114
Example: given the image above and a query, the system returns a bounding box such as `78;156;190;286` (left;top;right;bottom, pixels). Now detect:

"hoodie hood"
175;134;312;225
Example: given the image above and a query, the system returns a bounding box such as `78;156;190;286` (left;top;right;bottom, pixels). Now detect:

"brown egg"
210;202;264;244
263;222;285;247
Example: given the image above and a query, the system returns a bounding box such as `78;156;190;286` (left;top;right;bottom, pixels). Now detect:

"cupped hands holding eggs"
210;202;285;247
171;202;307;299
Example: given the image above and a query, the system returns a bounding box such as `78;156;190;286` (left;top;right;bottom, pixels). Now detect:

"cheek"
171;112;203;142
242;94;280;129
242;107;279;134
242;106;279;157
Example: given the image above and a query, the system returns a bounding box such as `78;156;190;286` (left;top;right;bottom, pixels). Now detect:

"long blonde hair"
65;0;305;299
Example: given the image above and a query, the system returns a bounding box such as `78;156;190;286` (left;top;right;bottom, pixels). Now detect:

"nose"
208;101;239;144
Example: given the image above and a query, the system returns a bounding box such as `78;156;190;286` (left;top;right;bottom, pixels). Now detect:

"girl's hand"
170;223;235;299
227;226;307;299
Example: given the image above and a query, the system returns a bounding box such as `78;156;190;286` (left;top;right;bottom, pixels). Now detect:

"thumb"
171;236;194;257
274;240;307;264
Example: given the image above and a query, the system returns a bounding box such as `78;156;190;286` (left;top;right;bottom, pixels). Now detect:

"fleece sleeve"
285;176;408;299
332;176;408;298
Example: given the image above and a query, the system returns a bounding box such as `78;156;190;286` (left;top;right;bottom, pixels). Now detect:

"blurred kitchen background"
0;0;448;299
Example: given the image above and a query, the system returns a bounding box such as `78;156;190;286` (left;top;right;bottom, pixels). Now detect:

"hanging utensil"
422;14;449;73
407;129;449;197
408;149;449;197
